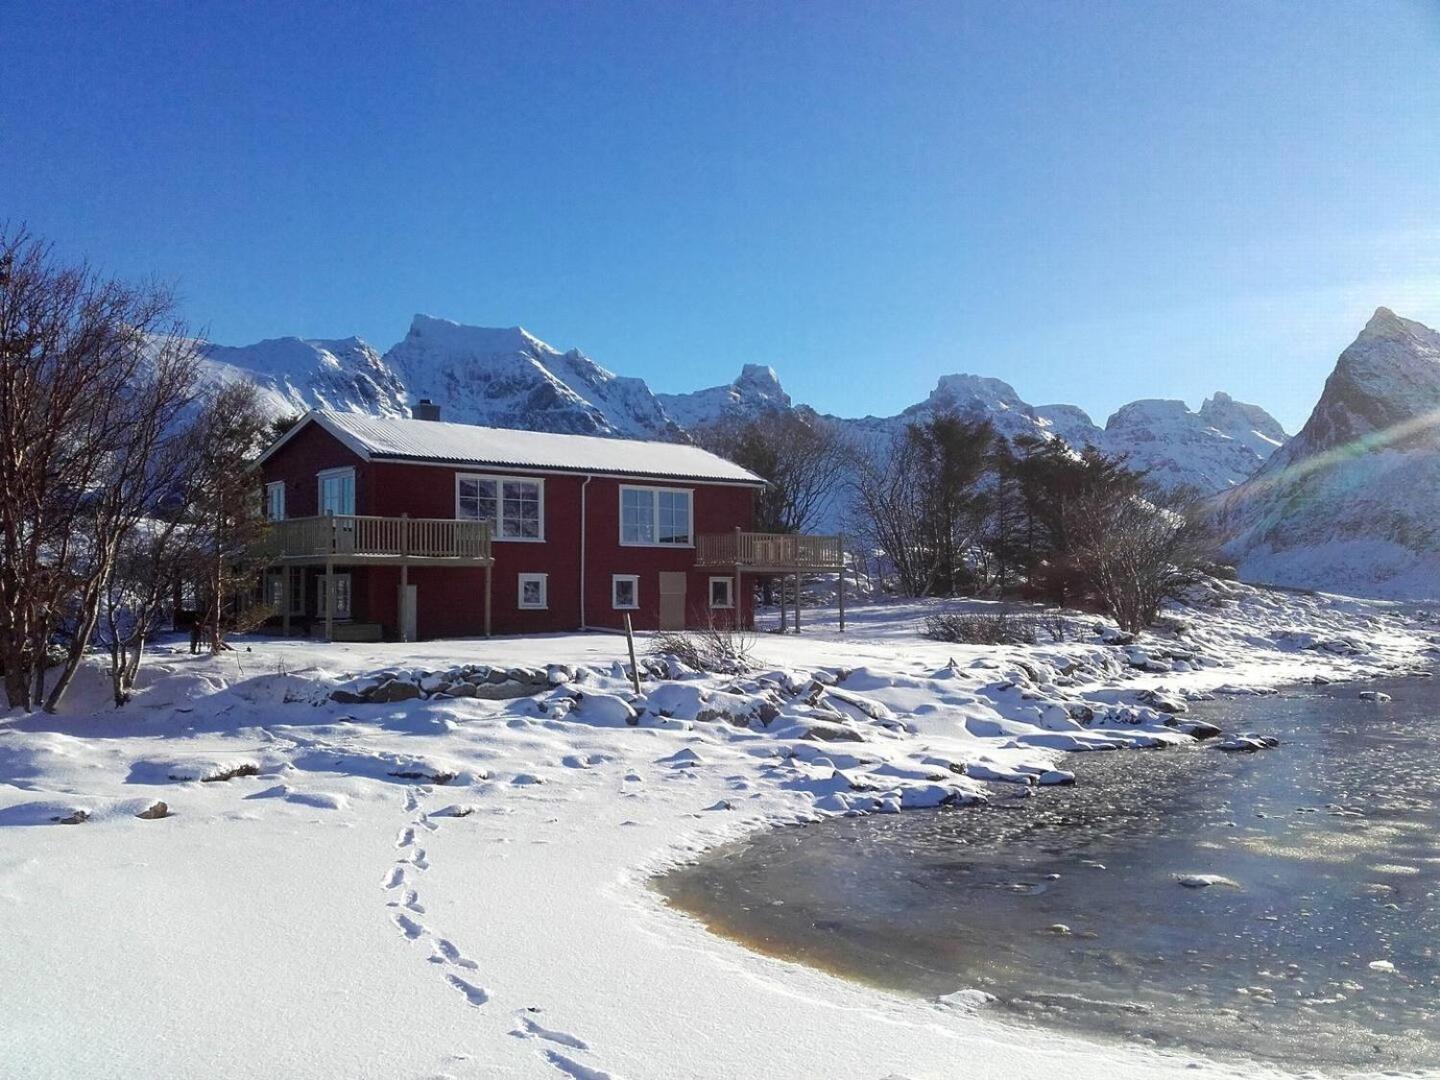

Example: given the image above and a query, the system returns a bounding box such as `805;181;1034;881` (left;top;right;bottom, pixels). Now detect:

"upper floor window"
457;474;544;541
318;467;355;516
265;481;286;521
620;485;692;546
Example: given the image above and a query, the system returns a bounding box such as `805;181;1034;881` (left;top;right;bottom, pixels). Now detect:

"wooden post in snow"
837;532;846;633
623;613;641;695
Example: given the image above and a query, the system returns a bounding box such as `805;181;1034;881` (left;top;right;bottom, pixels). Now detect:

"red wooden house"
255;406;845;641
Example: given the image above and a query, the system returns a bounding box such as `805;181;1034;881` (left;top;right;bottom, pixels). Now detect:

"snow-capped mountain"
1217;308;1440;600
826;376;1287;494
201;336;408;420
196;314;1285;496
656;364;790;429
383;316;680;439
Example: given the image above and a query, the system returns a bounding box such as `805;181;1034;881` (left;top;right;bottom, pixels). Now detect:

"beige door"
658;572;687;630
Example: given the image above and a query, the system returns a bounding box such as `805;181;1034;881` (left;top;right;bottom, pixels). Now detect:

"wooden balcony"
696;531;845;572
260;515;494;566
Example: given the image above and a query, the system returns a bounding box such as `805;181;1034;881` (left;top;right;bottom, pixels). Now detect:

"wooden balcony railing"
260;515;493;563
696;531;845;571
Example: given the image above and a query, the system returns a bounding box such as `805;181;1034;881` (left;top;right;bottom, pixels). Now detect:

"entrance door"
658;572;687;630
399;583;417;642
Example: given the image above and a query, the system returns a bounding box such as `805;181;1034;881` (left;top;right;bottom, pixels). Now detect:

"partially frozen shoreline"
2;582;1434;1080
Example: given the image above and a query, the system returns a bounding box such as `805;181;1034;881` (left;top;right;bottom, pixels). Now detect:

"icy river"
656;674;1440;1075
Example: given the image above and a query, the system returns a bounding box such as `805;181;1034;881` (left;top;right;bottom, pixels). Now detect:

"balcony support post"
484;562;493;638
324;559;335;643
282;566;292;637
794;571;801;634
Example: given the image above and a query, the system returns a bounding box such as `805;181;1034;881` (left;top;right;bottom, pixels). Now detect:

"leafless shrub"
923;610;1069;645
649;620;756;674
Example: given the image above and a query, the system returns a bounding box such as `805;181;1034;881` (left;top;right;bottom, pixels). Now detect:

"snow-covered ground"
3;583;1435;1080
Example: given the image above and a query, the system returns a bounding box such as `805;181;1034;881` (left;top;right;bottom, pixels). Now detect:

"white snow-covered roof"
260;411;765;486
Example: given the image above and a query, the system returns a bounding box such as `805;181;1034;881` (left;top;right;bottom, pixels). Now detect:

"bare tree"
0;225;202;711
848;414;993;597
1064;492;1215;633
696;409;846;535
186;380;273;653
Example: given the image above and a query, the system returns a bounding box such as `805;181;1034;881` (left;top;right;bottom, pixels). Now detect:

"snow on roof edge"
258;411;766;486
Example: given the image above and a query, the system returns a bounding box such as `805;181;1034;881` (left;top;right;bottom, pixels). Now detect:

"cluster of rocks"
330;662;603;704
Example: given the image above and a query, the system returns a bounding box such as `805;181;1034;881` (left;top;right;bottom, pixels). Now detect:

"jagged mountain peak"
1220;308;1440;600
656;363;791;429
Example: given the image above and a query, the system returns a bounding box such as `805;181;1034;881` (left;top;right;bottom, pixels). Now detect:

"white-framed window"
265;481;286;521
619;485;693;547
317;573;352;619
266;573;284;610
317;467;355;516
518;573;548;610
457;474;544;541
612;574;639;610
709;576;734;609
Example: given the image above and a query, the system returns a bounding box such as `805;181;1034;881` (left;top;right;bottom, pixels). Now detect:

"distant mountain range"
196;308;1440;600
199;313;1290;495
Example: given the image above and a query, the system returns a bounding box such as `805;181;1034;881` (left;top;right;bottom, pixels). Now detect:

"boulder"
370;679;422;703
135;801;170;820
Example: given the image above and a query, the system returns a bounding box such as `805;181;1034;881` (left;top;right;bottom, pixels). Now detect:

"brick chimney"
411;398;441;421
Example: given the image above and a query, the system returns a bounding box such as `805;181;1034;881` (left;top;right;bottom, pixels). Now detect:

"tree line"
699;402;1221;635
0;226;272;711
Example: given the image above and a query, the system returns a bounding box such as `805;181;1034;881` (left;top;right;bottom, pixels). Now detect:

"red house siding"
260;425;757;639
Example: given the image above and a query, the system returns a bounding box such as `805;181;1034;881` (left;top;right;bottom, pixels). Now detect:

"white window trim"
265;481;286;521
455;473;546;543
317;572;352;619
709;576;735;609
618;484;695;548
517;572;548;610
612;574;640;610
317;466;356;517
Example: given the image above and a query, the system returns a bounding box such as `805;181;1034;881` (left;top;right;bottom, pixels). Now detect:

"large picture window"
620;486;692;547
457;475;544;541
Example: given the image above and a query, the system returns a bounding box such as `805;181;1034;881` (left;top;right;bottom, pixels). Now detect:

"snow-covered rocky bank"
2;581;1435;1080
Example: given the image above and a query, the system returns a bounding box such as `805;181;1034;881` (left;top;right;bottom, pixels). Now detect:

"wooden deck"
261;515;494;566
696;530;847;632
695;530;844;572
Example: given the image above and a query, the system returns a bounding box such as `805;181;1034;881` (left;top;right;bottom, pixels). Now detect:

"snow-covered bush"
649;622;755;674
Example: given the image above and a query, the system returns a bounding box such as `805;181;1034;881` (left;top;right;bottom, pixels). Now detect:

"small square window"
612;574;639;610
709;576;734;609
518;573;548;610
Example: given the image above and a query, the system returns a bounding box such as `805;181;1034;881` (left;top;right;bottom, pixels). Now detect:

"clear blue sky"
3;1;1438;430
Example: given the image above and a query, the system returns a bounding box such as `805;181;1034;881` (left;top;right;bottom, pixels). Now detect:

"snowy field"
3;582;1436;1080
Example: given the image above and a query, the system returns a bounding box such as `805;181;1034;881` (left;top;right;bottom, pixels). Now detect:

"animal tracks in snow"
541;1049;623;1080
444;973;490;1007
384;787;492;1014
434;937;479;970
513;1012;589;1051
393;913;425;940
